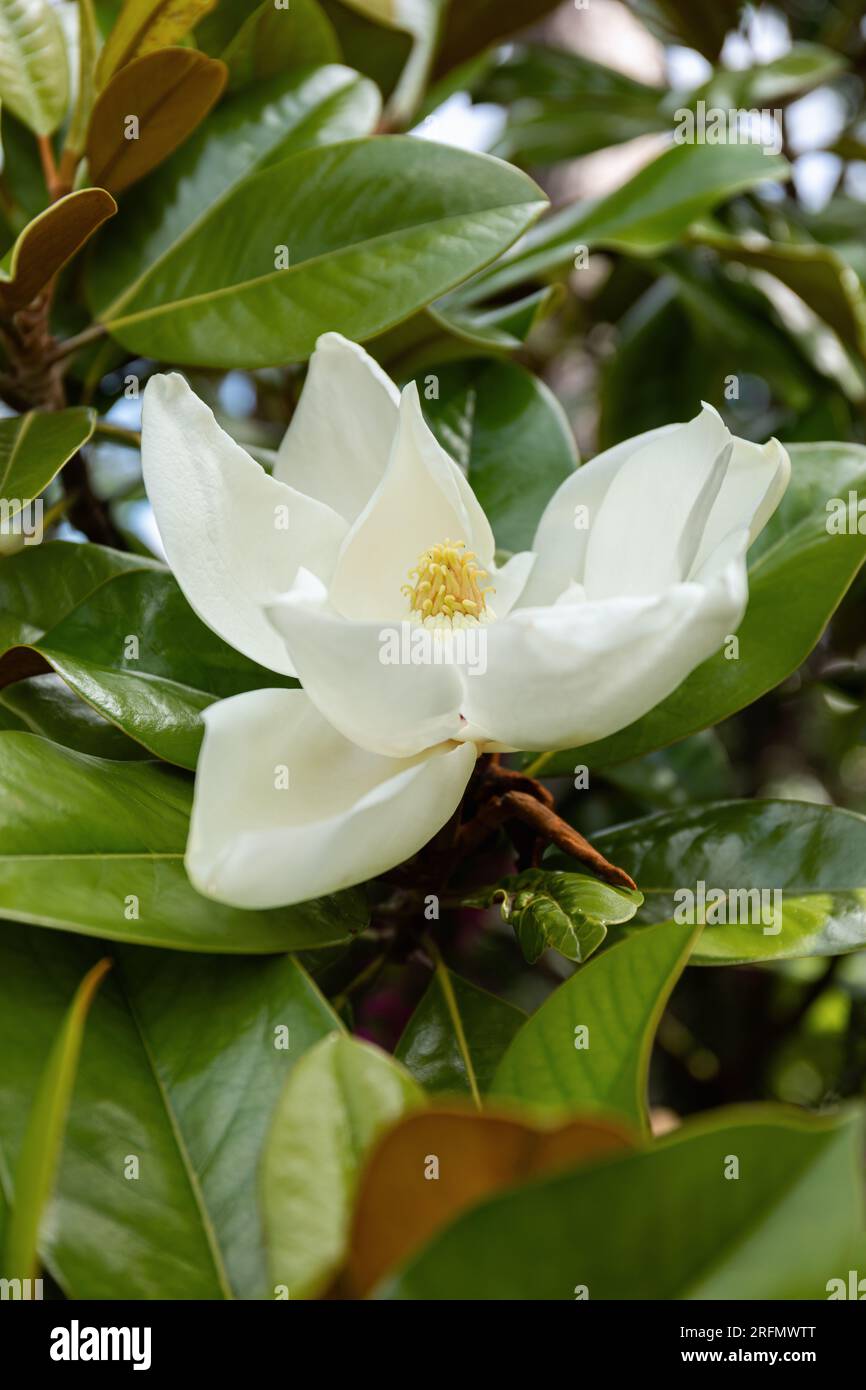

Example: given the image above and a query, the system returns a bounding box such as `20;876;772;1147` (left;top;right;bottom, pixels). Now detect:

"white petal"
488;550;536;617
521;424;681;607
693;436;791;571
268;570;467;757
273;333;400;524
462;541;749;751
327;382;496;622
186;688;477;908
142;373;347;676
583;405;732;599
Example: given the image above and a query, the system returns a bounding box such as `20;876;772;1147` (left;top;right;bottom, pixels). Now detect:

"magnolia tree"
1;0;866;1306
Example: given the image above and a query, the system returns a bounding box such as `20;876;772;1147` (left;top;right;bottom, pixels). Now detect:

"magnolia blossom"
142;334;790;908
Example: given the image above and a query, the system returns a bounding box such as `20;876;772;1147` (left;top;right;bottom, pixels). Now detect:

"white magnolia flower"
142;333;790;908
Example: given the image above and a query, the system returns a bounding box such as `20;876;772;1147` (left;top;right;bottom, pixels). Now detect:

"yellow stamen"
402;539;494;626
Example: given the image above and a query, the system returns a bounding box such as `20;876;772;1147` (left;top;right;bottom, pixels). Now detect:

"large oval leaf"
530;442;866;775
491;919;698;1131
0;924;340;1297
0;730;366;950
90;137;546;367
379;1106;864;1299
594;800;866;965
0;568;296;768
88;65;381;323
262;1033;422;1298
96;0;216;86
0;408;95;517
0;0;69;134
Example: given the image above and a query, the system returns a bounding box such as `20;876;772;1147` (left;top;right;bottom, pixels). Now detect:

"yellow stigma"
402;539;494;626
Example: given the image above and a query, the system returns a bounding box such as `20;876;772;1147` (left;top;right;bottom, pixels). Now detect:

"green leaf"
0;674;151;758
2;955;110;1283
0;191;116;313
0;409;95;517
529;442;866;774
420;357;576;553
490;919;698;1129
0;0;69;135
0;924;339;1297
593;800;866;965
0;730;366;951
96;0;216;86
0;568;296;768
90;137;546;368
0;539;161;651
86;48;227;195
462;141;789;302
395;968;524;1097
468;869;644;966
379;1106;865;1299
262;1033;423;1298
482;44;670;166
699;42;846;107
222;0;340;91
602;729;734;810
87;65;381;323
688;224;866;361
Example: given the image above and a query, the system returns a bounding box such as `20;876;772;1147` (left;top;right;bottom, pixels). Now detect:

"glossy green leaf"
0;568;296;767
318;0;411;104
462;140;789;302
529;442;866;774
90;137;546;368
0;190;116;313
88;65;380;323
380;1106;864;1299
594;799;866;965
262;1033;423;1298
0;409;95;517
0;730;366;951
0;0;69;134
491;920;698;1129
421;357;576;552
0;924;339;1297
395;969;524;1097
222;0;340;91
0;539;161;651
2;955;109;1283
0;673;150;758
467;869;644;966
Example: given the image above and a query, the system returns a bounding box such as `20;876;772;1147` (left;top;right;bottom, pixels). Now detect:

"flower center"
402;539;494;627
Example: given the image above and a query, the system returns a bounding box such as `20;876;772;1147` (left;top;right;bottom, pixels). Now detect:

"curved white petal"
693;435;790;572
327;382;496;622
521;422;678;607
142;373;347;676
583;405;732;599
186;688;477;909
461;535;749;751
268;570;467;757
488;550;536;618
273;333;400;524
